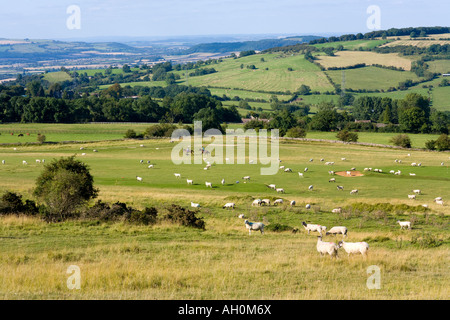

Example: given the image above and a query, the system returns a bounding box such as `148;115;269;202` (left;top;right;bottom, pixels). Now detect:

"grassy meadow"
0;131;449;299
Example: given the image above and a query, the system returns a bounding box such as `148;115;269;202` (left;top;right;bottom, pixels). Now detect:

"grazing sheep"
81;153;86;156
274;199;283;205
305;204;311;209
36;159;41;163
329;171;335;175
221;178;225;186
1;160;5;165
408;194;416;200
290;200;296;206
252;199;262;206
191;202;201;208
413;189;421;194
325;162;335;166
337;185;344;191
410;173;416;176
205;182;212;188
350;189;358;195
244;220;265;235
238;214;245;219
174;173;181;178
341;158;346;161
279;166;285;170
395;171;401;175
276;188;285;193
304;168;308;172
261;199;271;206
223;203;235;209
136;176;143;182
242;176;251;181
326;226;348;237
390;170;395;174
346;171;351;176
302;222;326;236
317;236;339;259
148;165;154;169
187;179;193;185
338;241;369;258
284;168;292;172
435;200;444;206
267;184;276;190
93;150;98;153
331;208;342;214
435;197;443;201
140;160;144;164
298;172;304;178
397;220;411;230
422;204;428;208
308;185;314;191
329;178;336;183
22;160;28;165
411;163;417;167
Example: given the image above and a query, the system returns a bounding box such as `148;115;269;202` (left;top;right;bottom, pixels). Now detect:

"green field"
313;39;392;50
0;136;448;299
42;71;73;83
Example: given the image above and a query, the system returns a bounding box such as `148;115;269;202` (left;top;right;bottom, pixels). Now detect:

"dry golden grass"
315;51;413;71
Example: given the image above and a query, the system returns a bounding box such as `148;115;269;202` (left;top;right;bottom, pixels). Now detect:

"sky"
1;0;449;40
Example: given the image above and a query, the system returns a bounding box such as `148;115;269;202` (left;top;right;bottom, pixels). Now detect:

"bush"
286;127;307;138
390;134;412;148
37;134;46;144
124;129;137;139
163;204;205;230
425;139;436;150
265;223;292;233
434;134;450;151
0;191;39;216
336;129;358;142
144;123;177;138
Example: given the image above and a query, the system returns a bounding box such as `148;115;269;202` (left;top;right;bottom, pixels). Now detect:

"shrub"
390;134;412;148
425;139;436;150
336;129;358;142
37;134;46;144
124;129;137;139
144;123;177;138
286;127;307;138
265;223;292;232
0;191;39;216
434;134;450;151
163;204;205;230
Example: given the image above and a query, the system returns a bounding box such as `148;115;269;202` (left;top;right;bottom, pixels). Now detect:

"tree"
336;129;358;142
390;134;412;148
122;64;131;73
434;134;450;151
297;84;311;96
286;127;307;138
33;156;98;221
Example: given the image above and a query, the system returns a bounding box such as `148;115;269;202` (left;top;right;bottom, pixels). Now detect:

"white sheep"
298;172;304;178
274;199;283;205
408;194;416;200
317;236;339;258
338;241;369;258
223;203;235;209
331;208;342;214
397;220;411;230
435;200;444;206
279;166;285;170
174;173;181;178
337;185;344;191
252;199;262;206
308;185;314;191
276;188;285;193
238;214;246;219
136;176;143;182
305;204;311;209
191;202;200;208
261;199;271;206
290;200;296;206
267;184;276;190
148;165;154;169
221;178;225;186
244;220;265;235
413;189;421;194
22;160;28;165
205;182;212;188
1;160;5;165
242;176;251;181
187;179;193;185
284;168;292;172
329;178;336;183
302;222;326;236
304;168;308;172
409;173;416;176
326;226;348;237
350;189;358;195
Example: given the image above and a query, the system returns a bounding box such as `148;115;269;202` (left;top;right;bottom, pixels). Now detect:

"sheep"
187;179;193;185
304;168;308;172
305;204;311;209
435;200;444;206
81;153;86;156
341;158;346;161
326;226;348;238
36;159;41;163
338;241;369;258
223;203;235;209
274;199;283;205
1;160;5;165
276;188;285;193
325;162;335;166
22;160;28;165
205;182;212;188
410;173;416;176
337;185;344;191
302;222;326;236
328;171;335;175
140;160;144;164
422;204;428;208
329;178;336;183
238;214;246;219
350;189;358;195
317;236;339;259
174;173;181;178
136;176;143;182
408;194;416;200
221;178;225;186
242;176;251;181
261;199;271;206
93;149;98;153
244;220;265;235
279;166;285;170
390;170;395;174
331;208;342;214
435;197;443;201
346;171;351;176
411;162;417;167
148;165;154;169
308;185;313;191
191;202;201;208
290;200;296;206
284;168;292;172
395;170;401;175
298;172;304;178
267;184;276;190
252;199;262;206
397;220;411;230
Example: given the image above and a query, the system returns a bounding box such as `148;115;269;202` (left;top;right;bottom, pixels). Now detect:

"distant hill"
182;36;323;54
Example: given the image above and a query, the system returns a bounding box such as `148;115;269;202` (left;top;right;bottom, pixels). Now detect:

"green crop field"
42;71;73;83
0;136;448;299
313;39;391;50
326;66;423;91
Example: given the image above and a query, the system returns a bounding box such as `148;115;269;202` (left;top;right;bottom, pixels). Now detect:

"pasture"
0;136;449;299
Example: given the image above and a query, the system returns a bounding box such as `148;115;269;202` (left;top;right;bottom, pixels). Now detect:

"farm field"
326;66;423;91
312;39;391;50
0;137;448;299
315;51;414;71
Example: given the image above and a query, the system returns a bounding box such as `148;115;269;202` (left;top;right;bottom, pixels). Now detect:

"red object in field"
11;133;13;135
26;133;30;136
